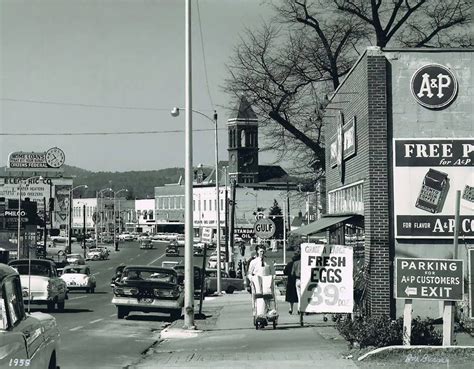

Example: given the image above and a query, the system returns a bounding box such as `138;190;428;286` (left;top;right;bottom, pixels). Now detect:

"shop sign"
253;218;275;239
7;147;65;171
235;227;254;239
411;64;458;109
469;249;474;318
330;114;356;169
201;227;213;243
393;139;474;239
395;258;463;301
300;243;353;313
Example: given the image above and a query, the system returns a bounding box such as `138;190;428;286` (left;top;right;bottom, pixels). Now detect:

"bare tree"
333;0;472;47
225;24;327;180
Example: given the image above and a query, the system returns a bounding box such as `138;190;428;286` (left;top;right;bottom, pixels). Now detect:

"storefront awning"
291;215;354;236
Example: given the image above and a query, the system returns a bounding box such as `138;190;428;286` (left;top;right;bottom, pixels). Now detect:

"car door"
1;275;44;362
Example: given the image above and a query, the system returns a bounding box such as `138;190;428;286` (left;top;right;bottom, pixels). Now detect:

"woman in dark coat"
283;250;300;314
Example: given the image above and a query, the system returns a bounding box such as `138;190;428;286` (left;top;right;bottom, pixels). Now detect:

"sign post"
396;257;464;345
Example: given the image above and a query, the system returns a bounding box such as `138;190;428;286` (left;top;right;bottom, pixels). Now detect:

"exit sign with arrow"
395;257;464;301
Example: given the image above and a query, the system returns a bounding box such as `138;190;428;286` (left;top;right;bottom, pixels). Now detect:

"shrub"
335;315;442;348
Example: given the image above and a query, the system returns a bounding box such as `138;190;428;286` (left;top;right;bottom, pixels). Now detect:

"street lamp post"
171;107;222;296
95;188;112;246
17;176;43;259
67;185;88;254
113;189;128;250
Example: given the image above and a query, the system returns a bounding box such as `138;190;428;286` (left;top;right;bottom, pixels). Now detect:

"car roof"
123;265;177;275
9;259;56;267
0;264;19;280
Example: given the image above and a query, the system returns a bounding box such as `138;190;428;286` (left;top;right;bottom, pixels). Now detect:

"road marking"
107;267;113;270
148;253;166;265
93;272;100;275
109;313;116;317
68;295;88;300
70;326;84;331
89;318;103;324
137;254;141;257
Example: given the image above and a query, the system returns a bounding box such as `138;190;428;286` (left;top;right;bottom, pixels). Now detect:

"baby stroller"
250;273;279;330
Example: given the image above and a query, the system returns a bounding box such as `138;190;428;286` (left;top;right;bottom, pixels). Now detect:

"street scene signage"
410;64;458;109
201;227;213;243
253;218;275;239
393;138;474;238
300;243;353;313
7;147;66;171
395;257;464;301
234;227;254;240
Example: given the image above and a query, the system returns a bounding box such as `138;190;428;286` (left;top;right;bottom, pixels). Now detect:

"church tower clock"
227;96;259;184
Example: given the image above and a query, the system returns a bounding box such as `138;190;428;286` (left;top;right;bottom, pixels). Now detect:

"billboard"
300;243;353;313
393;139;474;239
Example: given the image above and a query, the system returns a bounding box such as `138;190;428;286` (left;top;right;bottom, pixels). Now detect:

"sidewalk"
130;292;357;369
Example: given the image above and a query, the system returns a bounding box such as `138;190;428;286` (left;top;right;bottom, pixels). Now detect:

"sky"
0;0;276;172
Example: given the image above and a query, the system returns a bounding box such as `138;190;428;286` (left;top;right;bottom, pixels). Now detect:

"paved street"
37;240;198;369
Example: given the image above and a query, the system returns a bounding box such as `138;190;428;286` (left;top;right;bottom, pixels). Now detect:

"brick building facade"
325;47;473;317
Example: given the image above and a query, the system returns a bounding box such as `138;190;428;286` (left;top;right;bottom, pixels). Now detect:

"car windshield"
13;263;51;277
122;269;176;283
64;267;87;274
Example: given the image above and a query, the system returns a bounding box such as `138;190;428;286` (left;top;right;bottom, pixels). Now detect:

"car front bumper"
112;296;182;312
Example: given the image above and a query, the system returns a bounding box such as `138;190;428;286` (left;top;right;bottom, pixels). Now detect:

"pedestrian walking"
283;248;300;314
247;245;274;277
291;250;301;313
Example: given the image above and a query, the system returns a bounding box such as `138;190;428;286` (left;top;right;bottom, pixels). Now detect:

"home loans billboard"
393;139;474;239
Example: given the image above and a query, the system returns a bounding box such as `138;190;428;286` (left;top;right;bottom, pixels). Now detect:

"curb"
159;320;204;340
358;345;474;361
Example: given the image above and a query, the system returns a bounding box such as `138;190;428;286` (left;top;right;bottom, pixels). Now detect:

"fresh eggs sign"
393;138;474;238
411;64;458;109
300;243;353;313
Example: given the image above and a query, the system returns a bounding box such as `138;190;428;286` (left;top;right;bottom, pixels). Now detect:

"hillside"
0;165;185;199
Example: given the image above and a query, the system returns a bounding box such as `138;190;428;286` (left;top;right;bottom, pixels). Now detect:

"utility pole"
229;179;236;262
82;204;86;259
224;167;229;265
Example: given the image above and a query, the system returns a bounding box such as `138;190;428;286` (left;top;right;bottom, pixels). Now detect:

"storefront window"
328;182;364;214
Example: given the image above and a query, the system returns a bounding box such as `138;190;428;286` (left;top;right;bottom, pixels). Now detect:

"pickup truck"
204;269;244;295
0;264;61;369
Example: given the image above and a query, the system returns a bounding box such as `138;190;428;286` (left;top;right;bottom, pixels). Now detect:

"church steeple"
227;96;259;184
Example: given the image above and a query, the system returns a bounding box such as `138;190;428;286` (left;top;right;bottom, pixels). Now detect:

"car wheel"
57;300;65;311
170;310;181;320
117;306;128;319
226;286;236;294
47;300;55;312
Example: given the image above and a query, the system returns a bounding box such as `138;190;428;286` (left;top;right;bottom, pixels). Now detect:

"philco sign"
395;257;464;301
411;64;458;109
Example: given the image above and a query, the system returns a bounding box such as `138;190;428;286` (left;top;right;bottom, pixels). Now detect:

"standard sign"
300;243;353;313
396;258;464;301
253;218;275;239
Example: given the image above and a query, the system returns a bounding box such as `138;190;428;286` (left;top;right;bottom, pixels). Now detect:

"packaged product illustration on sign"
393;139;474;238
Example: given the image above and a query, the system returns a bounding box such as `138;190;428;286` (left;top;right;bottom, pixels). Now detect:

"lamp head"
171;107;180;117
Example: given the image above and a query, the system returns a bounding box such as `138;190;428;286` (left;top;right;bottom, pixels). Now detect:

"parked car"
87;246;109;260
176;235;185;246
0;263;61;369
118;233;134;241
172;265;204;295
207;255;226;269
204;269;244;295
140;240;154;249
165;245;180;256
8;259;68;311
60;265;97;293
193;246;204;256
111;266;184;320
67;253;86;265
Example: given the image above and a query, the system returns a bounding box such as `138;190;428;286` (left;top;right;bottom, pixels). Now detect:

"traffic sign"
201;227;213;243
395;257;464;301
253;218;275;239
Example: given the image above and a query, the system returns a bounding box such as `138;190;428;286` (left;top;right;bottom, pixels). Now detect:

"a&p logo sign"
411;64;458;109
